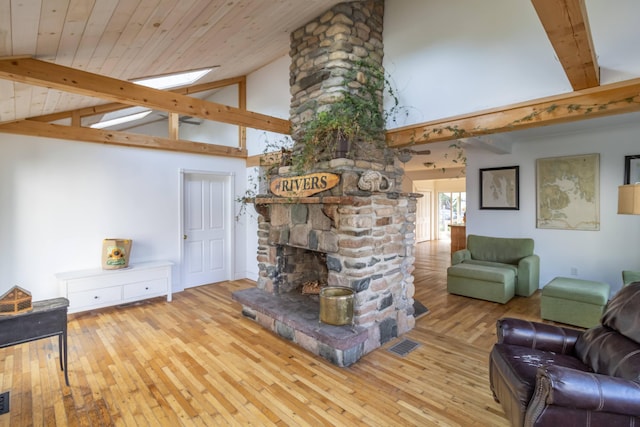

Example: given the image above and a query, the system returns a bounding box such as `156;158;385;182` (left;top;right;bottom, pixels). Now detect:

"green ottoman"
447;264;515;304
541;277;610;328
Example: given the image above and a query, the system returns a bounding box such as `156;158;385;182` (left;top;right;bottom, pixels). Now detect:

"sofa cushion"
447;263;515;282
542;276;610;305
459;259;518;275
467;234;534;265
490;343;592;410
575;325;640;382
601;282;640;344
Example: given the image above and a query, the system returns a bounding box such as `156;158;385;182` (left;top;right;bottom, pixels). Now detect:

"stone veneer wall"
256;159;418;354
289;0;385;158
236;0;419;365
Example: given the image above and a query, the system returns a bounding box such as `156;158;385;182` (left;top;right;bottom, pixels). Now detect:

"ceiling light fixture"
90;110;152;129
131;67;216;90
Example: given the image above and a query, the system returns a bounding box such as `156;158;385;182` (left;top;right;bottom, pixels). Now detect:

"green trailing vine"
293;59;407;172
402;94;640;176
417;95;640;143
235;60;410;220
235;134;293;221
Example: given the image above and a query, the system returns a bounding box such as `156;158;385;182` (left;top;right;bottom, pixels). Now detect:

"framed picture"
624;155;640;184
536;153;599;231
479;166;519;210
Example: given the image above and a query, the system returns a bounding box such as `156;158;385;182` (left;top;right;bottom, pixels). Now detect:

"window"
438;191;466;238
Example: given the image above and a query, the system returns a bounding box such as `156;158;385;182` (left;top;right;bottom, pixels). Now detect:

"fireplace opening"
275;245;328;295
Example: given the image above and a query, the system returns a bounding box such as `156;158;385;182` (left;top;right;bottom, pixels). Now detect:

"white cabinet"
57;261;172;313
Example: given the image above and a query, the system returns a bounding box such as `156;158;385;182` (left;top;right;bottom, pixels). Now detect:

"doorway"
181;171;233;288
438;191;466;240
415;190;432;242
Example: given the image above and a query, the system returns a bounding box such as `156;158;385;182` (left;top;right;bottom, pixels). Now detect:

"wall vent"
0;391;10;415
388;339;420;357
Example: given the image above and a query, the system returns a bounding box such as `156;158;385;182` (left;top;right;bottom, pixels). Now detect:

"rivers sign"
270;172;340;198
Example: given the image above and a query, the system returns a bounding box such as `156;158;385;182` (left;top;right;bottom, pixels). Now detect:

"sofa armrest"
622;270;640;287
451;249;470;265
496;318;581;354
526;365;640;421
516;254;540;296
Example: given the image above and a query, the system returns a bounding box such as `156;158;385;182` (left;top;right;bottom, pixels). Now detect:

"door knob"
183;234;187;240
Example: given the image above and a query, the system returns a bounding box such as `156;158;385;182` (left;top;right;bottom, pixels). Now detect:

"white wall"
0;136;248;300
246;56;292;157
383;0;571;126
182;85;239;145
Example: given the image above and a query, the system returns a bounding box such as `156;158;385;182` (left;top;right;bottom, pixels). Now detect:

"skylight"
89;68;215;129
90;110;152;129
132;68;214;90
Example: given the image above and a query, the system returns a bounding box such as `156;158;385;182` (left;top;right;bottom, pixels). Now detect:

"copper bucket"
319;287;354;325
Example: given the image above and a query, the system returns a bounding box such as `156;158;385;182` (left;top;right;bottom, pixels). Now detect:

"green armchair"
448;235;540;302
622;270;640;287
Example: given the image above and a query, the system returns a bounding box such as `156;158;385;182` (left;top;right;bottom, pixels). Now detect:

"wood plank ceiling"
0;0;639;157
0;0;344;120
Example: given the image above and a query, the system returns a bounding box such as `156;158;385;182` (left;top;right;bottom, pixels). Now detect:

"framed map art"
624;155;640;184
536;153;599;231
479;166;519;210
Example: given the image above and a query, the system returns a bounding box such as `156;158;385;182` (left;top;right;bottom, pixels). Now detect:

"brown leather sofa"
489;282;640;427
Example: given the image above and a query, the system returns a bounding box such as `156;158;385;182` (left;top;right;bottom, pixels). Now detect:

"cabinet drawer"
123;279;167;300
69;286;122;309
64;267;170;292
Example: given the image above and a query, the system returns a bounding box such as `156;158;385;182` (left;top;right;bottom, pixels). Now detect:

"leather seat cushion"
490;343;592;408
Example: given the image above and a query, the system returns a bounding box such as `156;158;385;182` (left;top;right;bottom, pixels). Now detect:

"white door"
182;172;232;287
416;190;432;242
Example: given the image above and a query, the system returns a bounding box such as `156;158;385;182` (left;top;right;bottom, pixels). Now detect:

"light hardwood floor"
0;240;546;426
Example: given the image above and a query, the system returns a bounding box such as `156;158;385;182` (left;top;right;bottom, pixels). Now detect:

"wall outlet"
570;267;578;276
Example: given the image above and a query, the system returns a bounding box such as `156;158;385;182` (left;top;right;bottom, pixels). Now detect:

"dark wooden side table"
0;297;69;386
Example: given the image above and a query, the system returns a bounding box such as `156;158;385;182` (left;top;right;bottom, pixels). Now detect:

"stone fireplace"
232;0;420;366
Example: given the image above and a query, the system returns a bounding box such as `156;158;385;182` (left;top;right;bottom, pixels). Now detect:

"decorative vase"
101;239;132;270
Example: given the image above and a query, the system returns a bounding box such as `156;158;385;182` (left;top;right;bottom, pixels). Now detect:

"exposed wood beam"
246;154;262;168
238;76;247;152
168;113;179;140
532;0;599;90
0;56;290;134
0;120;247;158
246;151;284;168
386;77;640;147
28;76;247;123
71;111;80;127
